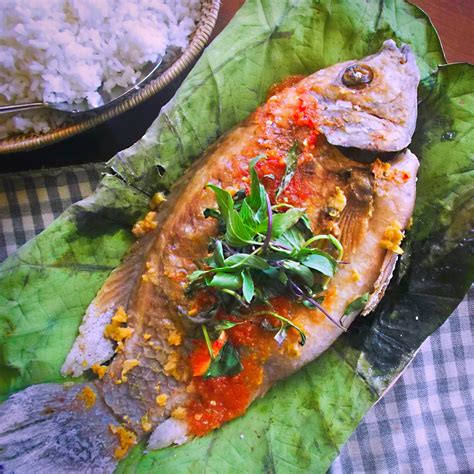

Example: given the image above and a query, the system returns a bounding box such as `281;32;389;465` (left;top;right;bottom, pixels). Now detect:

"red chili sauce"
187;298;300;436
237;80;321;207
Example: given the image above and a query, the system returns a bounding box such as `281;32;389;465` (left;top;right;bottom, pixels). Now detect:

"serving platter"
0;0;472;472
0;0;220;154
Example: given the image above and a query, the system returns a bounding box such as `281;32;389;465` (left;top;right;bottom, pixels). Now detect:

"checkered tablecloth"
1;164;472;473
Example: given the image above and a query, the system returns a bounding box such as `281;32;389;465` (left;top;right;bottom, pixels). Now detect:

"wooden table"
1;0;472;172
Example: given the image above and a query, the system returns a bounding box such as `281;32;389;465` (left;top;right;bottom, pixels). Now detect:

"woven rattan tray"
0;0;221;154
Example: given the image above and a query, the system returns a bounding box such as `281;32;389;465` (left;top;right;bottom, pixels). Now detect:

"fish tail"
0;382;124;473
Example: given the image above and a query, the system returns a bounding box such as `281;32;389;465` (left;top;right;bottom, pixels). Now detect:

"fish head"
307;40;420;152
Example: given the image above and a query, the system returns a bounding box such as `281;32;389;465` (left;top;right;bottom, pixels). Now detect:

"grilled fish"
0;40;420;472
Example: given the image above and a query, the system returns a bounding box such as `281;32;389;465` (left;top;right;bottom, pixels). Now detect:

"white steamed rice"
0;0;201;139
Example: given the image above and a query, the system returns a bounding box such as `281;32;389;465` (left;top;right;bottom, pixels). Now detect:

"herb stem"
260;193;273;254
221;288;248;306
222;241;236;256
253;310;306;345
287;280;346;332
287;279;304;297
269;241;292;251
201;324;214;359
272;203;295;210
192;246;263;281
303;234;343;260
304;295;347;332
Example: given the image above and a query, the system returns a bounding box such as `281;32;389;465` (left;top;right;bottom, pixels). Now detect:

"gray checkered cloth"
1;165;472;473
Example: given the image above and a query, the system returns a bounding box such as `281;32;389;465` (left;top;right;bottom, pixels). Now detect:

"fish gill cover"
0;1;472;472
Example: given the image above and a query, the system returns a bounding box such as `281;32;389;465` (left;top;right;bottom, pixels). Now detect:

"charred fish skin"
0;40;420;471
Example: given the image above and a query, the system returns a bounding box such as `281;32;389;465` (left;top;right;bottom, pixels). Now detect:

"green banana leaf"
0;0;472;472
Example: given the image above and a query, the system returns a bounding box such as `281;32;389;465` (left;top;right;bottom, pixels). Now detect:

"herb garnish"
201;324;214;359
276;142;300;198
195;327;243;378
188;156;344;377
253;311;306;346
205;342;243;378
343;293;369;316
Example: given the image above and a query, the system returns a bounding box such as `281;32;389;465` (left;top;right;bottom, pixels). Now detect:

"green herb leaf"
282;260;314;287
299;214;313;233
188;269;211;282
242;270;255;303
300;251;337;277
206;184;234;222
276;227;306;250
343;293;369;316
258;208;306;238
247;155;266;212
207;184;255;247
209;273;243;290
239;200;257;229
276;142;299;197
213;320;244;331
205;342;243;378
224;253;270;270
278;270;288;284
213;240;225;267
272;208;307;238
225;211;256;247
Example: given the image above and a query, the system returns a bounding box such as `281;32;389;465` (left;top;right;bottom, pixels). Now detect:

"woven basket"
0;0;221;154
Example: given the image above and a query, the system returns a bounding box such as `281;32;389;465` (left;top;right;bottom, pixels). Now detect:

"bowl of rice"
0;0;220;153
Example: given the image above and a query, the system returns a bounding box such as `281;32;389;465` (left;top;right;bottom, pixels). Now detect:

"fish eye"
341;64;374;89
